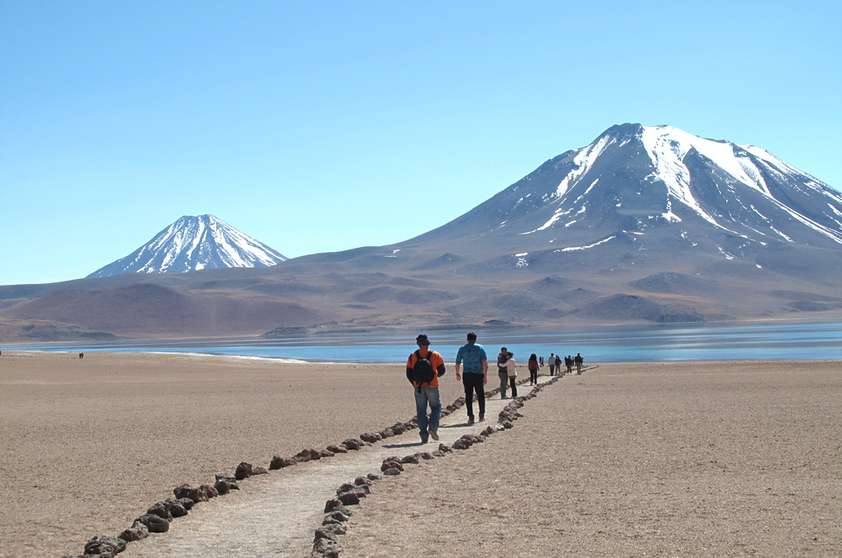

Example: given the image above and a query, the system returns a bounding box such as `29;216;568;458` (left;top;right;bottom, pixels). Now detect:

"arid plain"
0;352;839;557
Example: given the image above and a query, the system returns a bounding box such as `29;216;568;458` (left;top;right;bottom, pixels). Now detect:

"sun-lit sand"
1;352;839;557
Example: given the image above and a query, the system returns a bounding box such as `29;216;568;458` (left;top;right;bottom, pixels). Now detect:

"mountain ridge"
2;123;841;342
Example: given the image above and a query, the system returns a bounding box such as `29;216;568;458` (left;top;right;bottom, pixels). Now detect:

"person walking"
497;347;510;399
406;334;446;444
505;351;518;398
565;355;573;375
528;353;539;385
575;353;584;374
555;354;562;376
455;332;488;424
548;353;555;376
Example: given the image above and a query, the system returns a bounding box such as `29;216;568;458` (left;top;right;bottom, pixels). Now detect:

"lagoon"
2;320;841;363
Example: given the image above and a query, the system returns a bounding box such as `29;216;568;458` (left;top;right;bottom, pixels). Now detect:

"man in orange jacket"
406;333;446;444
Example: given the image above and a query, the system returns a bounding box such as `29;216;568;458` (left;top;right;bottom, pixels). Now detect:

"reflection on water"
2;321;841;363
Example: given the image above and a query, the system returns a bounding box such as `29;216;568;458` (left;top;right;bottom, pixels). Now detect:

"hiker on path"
406;334;446;444
555;354;562;375
497;347;510;399
565;355;573;375
575;353;584;374
548;353;555;376
455;332;488;424
505;351;518;398
528;353;539;385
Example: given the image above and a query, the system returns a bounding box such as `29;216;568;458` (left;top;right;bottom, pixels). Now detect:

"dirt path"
121;378;555;557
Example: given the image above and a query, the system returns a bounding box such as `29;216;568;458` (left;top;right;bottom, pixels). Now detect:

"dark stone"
360;432;381;443
400;454;420;464
270;455;296;469
341;438;364;451
326;445;347;454
135;513;170;533
502;420;514;429
119;521;149;542
418;452;435;460
199;484;218;499
366;473;381;481
323;509;351;524
164;498;188;517
84;536;125;557
178;496;198;509
337;482;357;495
215;478;235;495
147;501;172;520
452;438;471;450
438;443;453;453
235;462;254;479
294;449;313;462
354;476;372;486
319;449;335;459
390;422;406;435
383;467;401;476
324;498;342;513
337;491;361;505
380;460;403;472
314;522;347;542
173;483;207;504
312;537;341;558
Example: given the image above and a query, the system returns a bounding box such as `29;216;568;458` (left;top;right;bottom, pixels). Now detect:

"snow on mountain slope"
438;123;842;253
88;215;287;277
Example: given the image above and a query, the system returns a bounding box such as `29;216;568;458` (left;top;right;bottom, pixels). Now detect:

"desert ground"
0;352;839;557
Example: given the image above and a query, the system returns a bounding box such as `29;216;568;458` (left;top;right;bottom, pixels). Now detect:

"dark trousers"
462;373;486;418
530;369;538;384
509;376;518;398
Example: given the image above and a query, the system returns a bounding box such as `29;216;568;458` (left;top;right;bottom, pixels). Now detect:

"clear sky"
2;1;840;285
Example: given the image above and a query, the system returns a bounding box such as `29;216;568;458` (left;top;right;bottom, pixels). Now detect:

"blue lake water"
2;321;841;363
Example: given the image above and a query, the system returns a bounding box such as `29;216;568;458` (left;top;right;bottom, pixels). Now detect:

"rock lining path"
121;377;558;558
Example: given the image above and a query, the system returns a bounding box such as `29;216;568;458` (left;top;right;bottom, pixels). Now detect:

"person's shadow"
383;441;430;449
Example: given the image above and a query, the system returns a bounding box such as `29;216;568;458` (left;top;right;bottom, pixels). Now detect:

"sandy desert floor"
1;352;840;557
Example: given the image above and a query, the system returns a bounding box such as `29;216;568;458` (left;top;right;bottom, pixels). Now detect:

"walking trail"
121;377;556;558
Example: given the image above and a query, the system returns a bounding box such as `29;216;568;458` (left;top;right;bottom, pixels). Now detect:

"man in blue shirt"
455;331;488;424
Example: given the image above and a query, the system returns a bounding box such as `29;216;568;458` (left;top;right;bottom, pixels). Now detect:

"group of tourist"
543;352;584;376
405;332;586;444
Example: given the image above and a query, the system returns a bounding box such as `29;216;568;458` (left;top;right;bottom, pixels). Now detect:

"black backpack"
411;350;436;386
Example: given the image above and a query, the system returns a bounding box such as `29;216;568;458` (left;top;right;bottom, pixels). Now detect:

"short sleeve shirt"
456;342;487;374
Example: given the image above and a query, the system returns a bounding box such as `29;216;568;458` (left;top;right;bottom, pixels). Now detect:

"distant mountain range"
2;123;841;342
88;214;287;277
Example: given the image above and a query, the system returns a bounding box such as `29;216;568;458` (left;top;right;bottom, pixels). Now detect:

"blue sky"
2;1;840;285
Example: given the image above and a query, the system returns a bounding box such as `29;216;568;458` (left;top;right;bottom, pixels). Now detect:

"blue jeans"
414;386;441;440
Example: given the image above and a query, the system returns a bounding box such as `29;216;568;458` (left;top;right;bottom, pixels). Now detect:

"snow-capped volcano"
417;123;842;257
88;215;287;277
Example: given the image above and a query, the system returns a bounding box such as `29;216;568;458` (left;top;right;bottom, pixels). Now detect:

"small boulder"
119;521;149;542
135;513;170;533
341;438;364;451
235;462;254;479
360;432;381;443
270;455;296;469
173;483;207;504
84;536;125;557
